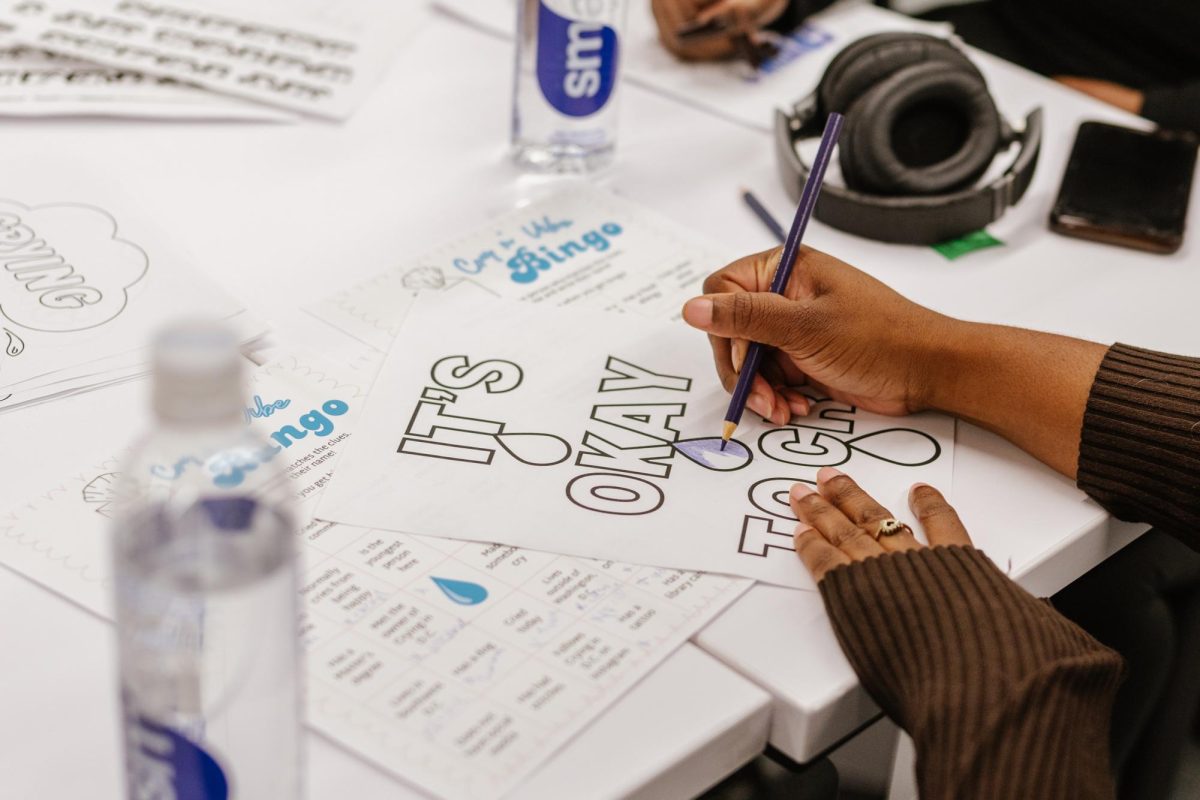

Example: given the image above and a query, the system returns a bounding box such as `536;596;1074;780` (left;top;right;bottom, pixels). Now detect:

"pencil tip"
721;421;737;446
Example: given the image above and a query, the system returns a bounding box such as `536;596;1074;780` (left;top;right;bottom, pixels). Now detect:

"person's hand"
791;467;971;581
1055;76;1144;115
651;0;787;61
681;245;954;425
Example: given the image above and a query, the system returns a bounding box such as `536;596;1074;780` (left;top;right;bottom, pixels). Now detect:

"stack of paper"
0;342;754;799
0;184;957;798
0;0;421;119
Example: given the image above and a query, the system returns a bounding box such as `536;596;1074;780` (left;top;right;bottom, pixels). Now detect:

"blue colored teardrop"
430;576;489;606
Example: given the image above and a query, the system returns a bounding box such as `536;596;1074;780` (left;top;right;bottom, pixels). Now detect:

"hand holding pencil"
683;112;959;435
681;240;946;428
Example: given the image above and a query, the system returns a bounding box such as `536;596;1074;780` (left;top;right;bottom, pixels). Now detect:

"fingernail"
790;483;815;500
908;483;933;505
787;399;807;416
682;298;713;328
817;467;845;484
747;393;767;418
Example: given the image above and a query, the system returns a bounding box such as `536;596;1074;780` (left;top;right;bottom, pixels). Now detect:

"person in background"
652;0;833;62
651;0;1200;132
682;245;1200;798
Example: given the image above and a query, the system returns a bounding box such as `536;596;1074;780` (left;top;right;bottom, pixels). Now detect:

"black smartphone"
1049;121;1198;254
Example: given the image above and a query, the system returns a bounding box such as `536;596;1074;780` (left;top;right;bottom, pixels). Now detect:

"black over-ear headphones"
774;33;1042;245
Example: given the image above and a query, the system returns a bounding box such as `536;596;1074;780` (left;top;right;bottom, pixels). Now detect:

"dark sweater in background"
783;0;1200;130
916;0;1200;132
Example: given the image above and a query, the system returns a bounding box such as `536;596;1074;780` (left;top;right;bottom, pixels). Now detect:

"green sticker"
931;230;1004;260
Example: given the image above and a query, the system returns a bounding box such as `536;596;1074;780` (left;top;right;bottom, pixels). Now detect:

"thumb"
682;292;802;348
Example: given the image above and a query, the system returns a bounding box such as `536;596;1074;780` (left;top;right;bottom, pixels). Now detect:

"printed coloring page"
317;294;955;590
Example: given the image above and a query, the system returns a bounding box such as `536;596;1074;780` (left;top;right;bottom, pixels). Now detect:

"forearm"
923;320;1107;479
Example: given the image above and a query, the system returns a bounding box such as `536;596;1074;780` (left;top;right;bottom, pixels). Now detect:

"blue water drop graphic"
431;577;489;606
674;437;753;471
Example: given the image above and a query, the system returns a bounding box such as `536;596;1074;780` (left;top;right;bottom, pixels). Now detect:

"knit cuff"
1077;344;1200;548
818;546;1123;799
817;546;1114;724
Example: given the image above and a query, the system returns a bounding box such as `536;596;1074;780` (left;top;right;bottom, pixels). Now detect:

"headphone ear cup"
819;32;980;115
838;61;1002;195
838;93;895;194
818;32;914;112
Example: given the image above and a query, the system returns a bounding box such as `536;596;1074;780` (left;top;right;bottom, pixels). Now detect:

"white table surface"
0;566;771;800
2;2;1197;796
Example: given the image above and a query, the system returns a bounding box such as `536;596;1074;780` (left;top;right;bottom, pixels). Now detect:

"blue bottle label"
535;0;619;118
125;715;230;800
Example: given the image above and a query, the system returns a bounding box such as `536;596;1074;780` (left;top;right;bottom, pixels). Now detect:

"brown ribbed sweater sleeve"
819;546;1123;800
1077;343;1200;549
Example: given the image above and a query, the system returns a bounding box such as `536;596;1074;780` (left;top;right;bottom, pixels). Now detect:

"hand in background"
651;0;787;61
1055;76;1145;114
681;246;950;424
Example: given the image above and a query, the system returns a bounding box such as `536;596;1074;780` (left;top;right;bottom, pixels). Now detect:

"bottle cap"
152;320;243;426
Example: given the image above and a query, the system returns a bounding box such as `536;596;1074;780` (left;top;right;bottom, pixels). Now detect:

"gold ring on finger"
874;518;912;540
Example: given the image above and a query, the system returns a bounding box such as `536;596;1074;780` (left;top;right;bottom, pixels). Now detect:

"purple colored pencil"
720;112;844;449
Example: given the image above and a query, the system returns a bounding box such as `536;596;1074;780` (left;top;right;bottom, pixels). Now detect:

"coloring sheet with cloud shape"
0;159;264;411
317;293;955;589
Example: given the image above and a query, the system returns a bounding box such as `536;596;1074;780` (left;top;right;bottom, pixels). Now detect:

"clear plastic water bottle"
512;0;629;172
112;322;302;800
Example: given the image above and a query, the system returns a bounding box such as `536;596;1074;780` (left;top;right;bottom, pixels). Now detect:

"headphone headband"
774;88;1043;245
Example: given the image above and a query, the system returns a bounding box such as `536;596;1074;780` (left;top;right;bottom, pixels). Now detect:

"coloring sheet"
316;293;955;590
0;43;295;119
0;161;264;411
307;183;730;357
1;0;421;118
436;0;947;132
0;351;749;799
